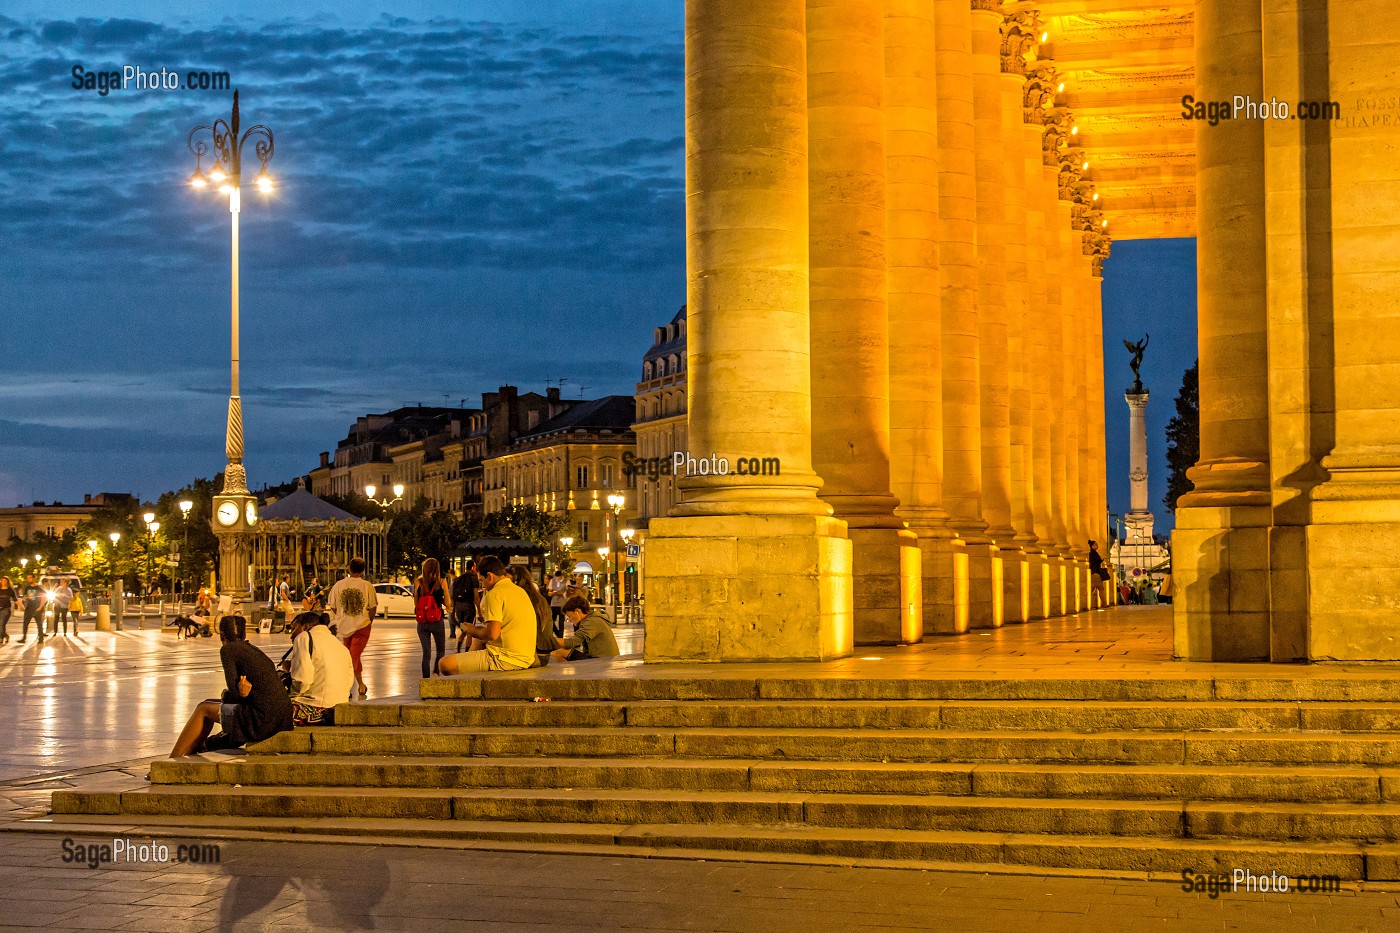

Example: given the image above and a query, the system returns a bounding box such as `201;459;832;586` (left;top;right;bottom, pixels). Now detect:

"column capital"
999;11;1041;75
1023;67;1056;123
970;0;1002;13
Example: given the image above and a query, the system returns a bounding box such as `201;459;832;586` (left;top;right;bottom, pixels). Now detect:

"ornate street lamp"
365;484;406;508
188;90;274;603
178;499;193;600
108;531;121;589
558;535;574;575
602;493;626;618
143;513;160;600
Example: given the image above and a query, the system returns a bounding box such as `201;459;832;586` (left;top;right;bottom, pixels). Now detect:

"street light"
143;515;160;600
619;527;635;611
187;90;274;511
178;499;193;600
109;531;121;590
365;484;405;508
558;536;574;575
604;493;625;614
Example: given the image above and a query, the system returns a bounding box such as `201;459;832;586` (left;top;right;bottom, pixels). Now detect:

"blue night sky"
0;2;1194;533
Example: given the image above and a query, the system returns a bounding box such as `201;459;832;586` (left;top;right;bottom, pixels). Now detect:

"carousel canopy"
260;487;359;522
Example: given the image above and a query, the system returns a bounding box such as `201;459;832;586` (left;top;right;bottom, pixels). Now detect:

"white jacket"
289;625;355;709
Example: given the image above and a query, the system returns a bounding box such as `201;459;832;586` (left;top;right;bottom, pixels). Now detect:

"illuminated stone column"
646;0;853;661
1058;200;1086;612
934;0;986;632
1303;0;1400;659
808;0;920;646
1022;79;1054;620
1173;0;1271;659
886;0;955;636
1084;244;1110;605
1040;158;1069;615
969;0;1011;629
998;19;1034;624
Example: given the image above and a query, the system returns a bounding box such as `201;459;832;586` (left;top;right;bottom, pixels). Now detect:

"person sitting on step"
170;616;293;757
438;555;536;675
551;596;621;662
285;611;355;725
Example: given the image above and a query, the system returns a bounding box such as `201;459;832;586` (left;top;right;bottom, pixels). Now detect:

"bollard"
96;604;111;632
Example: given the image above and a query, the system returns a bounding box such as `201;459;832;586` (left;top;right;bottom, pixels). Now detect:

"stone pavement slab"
0;832;1394;932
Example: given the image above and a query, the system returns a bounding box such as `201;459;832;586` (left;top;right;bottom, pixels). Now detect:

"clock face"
216;502;240;526
245;502;258;526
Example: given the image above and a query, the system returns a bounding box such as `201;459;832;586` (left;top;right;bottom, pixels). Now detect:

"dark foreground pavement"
0;832;1396;932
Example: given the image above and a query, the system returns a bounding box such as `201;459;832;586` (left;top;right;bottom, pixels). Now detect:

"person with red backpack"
414;557;448;679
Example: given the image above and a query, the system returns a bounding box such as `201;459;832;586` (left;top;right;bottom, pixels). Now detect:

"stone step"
335;698;1400;733
245;725;1400;766
420;673;1400;703
55;780;1400;843
147;755;1394;804
31;812;1391;879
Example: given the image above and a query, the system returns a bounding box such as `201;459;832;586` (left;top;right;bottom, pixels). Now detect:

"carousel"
250;481;389;599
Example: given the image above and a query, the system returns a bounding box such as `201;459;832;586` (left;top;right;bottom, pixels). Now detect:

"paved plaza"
5;608;1400;930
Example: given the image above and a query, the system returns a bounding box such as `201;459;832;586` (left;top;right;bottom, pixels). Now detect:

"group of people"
417;556;619;678
0;574;78;644
168;553;619;758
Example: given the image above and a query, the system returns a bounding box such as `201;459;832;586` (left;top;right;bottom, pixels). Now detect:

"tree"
1164;360;1199;511
479;504;567;548
387;501;468;577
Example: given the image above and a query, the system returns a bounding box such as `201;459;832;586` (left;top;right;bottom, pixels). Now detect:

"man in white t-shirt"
438;555;536;674
325;558;378;698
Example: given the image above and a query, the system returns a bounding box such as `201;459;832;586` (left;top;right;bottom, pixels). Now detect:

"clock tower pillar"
211;392;259;608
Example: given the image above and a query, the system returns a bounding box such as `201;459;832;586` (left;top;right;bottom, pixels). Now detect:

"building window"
576;465;589;489
601;463;613;488
578;520;589;541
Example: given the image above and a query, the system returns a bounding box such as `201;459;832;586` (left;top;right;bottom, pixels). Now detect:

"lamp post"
177;499;193;601
142;512;160;600
605;493;625;618
558;536;574;576
188;90;274;603
596;547;609;606
619;527;635;620
108;532;121;589
365;484;405;509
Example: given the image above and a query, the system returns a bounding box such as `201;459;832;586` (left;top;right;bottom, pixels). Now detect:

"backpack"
415;585;443;624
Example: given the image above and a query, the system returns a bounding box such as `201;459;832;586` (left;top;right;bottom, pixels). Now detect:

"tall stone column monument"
1123;334;1153;545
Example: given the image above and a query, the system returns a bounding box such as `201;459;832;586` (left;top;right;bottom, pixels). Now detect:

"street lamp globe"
607;493;625;511
149;521;160;535
87;540;99;553
142;511;156;525
392;483;405;499
178;500;194;517
20;558;27;570
597;547;609;560
620;528;635;543
109;532;121;546
560;536;574;549
364;484;377;500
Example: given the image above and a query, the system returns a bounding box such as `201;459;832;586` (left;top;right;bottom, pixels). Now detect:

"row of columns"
644;0;1110;660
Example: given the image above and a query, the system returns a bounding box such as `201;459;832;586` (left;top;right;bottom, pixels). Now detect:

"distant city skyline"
2;4;1195;536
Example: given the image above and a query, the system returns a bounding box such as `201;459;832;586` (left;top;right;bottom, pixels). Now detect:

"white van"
39;573;87;618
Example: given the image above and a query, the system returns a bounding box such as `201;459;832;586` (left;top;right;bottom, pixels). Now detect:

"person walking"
326;557;378;699
414;558;447;679
0;576;16;645
19;574;46;643
450;559;480;642
51;579;74;636
547;571;567;637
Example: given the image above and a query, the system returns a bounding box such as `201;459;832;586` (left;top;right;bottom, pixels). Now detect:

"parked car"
373;582;415;618
39;573;90;619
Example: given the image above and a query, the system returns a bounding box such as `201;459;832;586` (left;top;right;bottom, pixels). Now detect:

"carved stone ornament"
999;11;1041;75
970;0;1002;12
1023;69;1056;124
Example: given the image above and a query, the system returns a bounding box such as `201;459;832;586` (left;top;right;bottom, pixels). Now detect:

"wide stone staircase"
44;671;1400;878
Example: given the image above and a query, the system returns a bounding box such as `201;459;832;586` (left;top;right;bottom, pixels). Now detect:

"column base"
1304;515;1400;661
964;542;1004;629
916;532;959;635
1171;504;1271;661
1026;552;1051;619
1001;548;1030;623
1048;554;1069;617
642;513;853;661
849;526;923;646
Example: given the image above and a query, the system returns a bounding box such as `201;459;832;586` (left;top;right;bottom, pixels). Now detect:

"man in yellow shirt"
438;556;537;674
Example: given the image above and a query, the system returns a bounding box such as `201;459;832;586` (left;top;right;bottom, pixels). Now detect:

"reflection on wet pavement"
0;620;645;785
